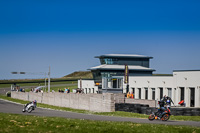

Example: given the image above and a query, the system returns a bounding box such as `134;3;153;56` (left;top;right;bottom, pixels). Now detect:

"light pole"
48;66;50;93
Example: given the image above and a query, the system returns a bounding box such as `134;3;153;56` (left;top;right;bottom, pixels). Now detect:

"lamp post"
48;66;50;93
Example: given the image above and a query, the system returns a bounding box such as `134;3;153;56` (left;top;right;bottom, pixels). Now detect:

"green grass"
0;81;78;94
0;81;78;88
0;113;199;133
1;95;200;122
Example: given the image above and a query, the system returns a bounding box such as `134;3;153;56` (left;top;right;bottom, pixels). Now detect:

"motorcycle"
148;107;171;121
22;100;37;113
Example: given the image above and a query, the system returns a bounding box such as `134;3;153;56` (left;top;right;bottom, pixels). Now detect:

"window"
100;58;118;65
152;88;155;100
167;88;172;98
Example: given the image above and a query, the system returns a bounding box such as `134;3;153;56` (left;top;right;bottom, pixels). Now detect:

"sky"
0;0;200;79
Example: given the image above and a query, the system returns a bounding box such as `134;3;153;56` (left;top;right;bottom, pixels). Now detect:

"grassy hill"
63;71;93;79
0;71;93;84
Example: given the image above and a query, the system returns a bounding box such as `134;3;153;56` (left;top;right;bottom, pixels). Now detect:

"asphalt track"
0;99;200;127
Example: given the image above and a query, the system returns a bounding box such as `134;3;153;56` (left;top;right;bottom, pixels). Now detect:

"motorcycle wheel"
148;114;155;121
161;114;170;121
27;107;33;113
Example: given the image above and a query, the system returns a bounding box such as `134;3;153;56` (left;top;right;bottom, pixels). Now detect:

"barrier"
11;91;115;112
115;103;200;116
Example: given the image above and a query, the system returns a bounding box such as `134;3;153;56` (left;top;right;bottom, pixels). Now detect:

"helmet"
33;100;37;103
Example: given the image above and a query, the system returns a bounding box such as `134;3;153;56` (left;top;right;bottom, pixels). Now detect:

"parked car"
34;86;45;93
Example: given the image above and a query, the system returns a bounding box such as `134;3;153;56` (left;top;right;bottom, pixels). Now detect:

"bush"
6;91;11;97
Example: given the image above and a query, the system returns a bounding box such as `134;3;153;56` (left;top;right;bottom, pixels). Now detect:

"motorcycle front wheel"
148;114;155;121
161;114;170;121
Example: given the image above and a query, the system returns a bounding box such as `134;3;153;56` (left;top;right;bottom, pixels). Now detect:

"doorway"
152;88;155;100
190;88;195;107
159;88;163;100
145;88;148;99
180;87;184;101
138;88;141;99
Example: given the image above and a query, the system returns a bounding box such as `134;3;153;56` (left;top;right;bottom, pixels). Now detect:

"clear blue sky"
0;0;200;79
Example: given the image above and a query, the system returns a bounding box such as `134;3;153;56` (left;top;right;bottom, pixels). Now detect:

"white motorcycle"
22;100;37;113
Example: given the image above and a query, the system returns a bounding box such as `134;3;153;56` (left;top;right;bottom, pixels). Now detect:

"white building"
78;54;200;107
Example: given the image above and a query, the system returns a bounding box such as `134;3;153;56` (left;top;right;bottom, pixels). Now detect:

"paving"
0;99;200;127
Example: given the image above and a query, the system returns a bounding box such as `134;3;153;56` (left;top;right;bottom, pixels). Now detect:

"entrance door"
180;87;184;101
138;88;141;99
152;88;155;100
113;79;117;88
160;88;163;100
132;88;135;94
190;88;195;107
145;88;148;99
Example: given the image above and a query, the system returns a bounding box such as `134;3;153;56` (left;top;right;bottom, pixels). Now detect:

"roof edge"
95;54;153;59
173;70;200;72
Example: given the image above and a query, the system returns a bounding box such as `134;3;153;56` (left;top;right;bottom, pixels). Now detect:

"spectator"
64;88;68;93
127;92;130;98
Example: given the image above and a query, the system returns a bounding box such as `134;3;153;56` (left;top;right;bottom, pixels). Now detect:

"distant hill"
63;71;93;79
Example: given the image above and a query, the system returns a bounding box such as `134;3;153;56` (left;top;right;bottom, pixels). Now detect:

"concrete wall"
11;91;115;112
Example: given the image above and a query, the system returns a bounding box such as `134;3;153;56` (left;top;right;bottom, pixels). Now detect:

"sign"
124;64;129;84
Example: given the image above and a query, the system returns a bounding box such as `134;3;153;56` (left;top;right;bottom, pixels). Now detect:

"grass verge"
1;95;200;122
0;113;200;133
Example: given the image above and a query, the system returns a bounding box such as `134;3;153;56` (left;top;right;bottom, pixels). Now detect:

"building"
78;54;200;107
89;54;155;93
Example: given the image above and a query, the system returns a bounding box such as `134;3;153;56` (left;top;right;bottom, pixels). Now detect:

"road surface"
0;99;200;127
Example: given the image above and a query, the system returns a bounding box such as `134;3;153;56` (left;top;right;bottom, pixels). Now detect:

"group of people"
127;92;134;99
16;88;25;92
58;88;70;93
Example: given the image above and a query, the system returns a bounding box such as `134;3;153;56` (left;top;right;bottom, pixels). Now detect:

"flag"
124;64;129;84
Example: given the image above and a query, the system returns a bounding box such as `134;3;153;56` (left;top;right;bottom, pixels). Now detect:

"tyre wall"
115;103;200;116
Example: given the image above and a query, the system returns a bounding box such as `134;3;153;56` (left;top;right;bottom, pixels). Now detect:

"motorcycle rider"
157;95;168;119
23;100;37;111
166;96;174;109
